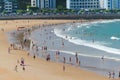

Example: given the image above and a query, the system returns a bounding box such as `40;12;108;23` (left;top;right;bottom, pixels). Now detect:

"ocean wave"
54;20;120;61
77;23;90;28
54;29;120;60
110;36;120;40
89;19;120;24
77;19;120;29
56;30;120;55
68;38;120;55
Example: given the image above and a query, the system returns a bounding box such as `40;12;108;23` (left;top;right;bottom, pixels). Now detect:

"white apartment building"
67;0;100;10
31;0;56;9
103;0;120;10
4;1;12;13
67;0;120;10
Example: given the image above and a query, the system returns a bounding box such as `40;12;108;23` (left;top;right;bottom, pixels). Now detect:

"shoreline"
10;20;109;76
29;20;120;78
0;19;116;80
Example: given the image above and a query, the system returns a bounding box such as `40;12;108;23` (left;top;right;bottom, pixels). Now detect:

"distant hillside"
56;0;66;9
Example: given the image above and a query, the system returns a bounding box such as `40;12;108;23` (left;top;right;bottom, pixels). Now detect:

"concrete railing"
0;14;120;20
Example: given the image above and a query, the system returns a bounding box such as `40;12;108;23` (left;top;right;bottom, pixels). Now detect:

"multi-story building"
31;0;56;9
67;0;100;10
12;0;18;12
66;0;120;10
31;0;37;7
4;1;12;13
4;0;18;13
103;0;120;10
0;0;4;12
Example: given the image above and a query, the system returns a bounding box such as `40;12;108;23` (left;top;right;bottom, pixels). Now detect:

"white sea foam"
67;26;74;31
89;19;120;24
68;38;120;55
110;36;120;40
77;19;120;28
54;19;120;60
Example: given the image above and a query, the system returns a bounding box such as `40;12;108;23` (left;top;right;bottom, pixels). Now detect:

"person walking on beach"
78;60;81;66
63;65;65;72
46;54;50;61
8;47;10;54
61;39;64;47
101;56;104;61
75;52;78;58
33;54;36;59
17;59;19;64
75;52;79;65
27;52;29;56
63;57;66;64
62;42;64;47
112;71;115;79
22;66;25;71
55;51;60;62
76;57;79;65
15;65;18;72
69;57;72;64
10;44;13;49
118;71;120;79
20;57;24;66
108;72;111;79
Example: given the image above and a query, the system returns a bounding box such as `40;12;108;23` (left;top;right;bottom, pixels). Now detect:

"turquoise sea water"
54;20;120;60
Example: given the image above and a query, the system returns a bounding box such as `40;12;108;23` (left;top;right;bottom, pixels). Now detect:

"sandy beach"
0;19;116;80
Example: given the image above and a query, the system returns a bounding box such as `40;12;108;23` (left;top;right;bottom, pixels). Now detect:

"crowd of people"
7;21;120;79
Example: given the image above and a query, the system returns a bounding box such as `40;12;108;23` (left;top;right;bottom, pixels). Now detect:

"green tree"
2;10;6;14
57;5;65;10
56;0;66;8
28;6;39;12
16;10;25;14
104;10;110;12
17;0;31;10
